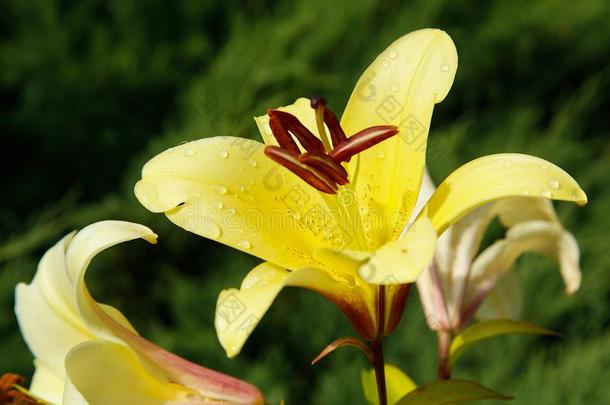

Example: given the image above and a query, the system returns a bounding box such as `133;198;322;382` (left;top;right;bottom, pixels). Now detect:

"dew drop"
184;149;195;157
239;185;247;192
214;201;224;209
249;160;258;168
390;83;399;92
237;240;252;250
541;190;553;198
440;63;451;72
388;49;398;59
218;150;229;159
521;190;531;196
216;185;228;195
548;179;560;189
541;164;549;171
381;60;390;68
377;151;385;159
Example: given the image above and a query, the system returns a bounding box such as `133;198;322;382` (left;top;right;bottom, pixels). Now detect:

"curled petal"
419;153;587;236
215;262;374;356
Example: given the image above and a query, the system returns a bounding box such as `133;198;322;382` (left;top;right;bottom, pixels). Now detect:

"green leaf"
396;379;513;404
449;319;558;367
361;364;417;405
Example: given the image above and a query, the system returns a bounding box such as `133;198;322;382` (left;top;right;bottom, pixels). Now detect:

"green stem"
372;285;388;405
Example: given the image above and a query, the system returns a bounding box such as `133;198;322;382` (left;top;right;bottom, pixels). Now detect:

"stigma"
263;97;398;194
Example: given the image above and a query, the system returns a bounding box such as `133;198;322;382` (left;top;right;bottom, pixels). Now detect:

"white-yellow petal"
358;216;436;285
29;360;65;405
341;29;458;245
420;153;587;236
65;220;157;338
15;221;157;391
64;340;189;405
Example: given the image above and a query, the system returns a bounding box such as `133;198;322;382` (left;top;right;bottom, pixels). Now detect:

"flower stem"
371;338;387;405
372;285;388;405
437;330;452;380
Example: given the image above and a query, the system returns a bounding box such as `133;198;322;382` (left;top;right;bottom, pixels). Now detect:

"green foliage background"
1;1;609;403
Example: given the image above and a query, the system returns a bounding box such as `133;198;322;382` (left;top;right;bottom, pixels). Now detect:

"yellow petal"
361;364;416;405
419;153;587;236
215;262;372;357
359;217;436;285
341;29;458;245
135;137;352;270
64;340;188;405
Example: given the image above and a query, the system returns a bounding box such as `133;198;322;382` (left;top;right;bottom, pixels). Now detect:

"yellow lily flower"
15;220;264;405
134;28;587;358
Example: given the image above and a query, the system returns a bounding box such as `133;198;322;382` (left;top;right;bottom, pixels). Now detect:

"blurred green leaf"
449;319;558;368
396;379;513;404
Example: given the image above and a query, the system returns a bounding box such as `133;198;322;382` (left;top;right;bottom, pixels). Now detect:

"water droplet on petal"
521;190;531;196
381;60;390;68
214;201;224;209
237;240;252;250
440;63;450;72
541;190;553;198
249;160;258;168
548;179;560;189
218;150;229;159
388;49;398;59
216;186;228;195
390;83;399;92
377;151;385;159
541;164;549;171
184;149;195;157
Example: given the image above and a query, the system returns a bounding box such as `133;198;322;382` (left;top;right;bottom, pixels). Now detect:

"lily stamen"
265;99;399;194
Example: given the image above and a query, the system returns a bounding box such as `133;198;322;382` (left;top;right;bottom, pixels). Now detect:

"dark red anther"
323;108;347;147
268;109;325;154
299;152;349;185
268;115;300;156
330;125;398;162
264;146;337;194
